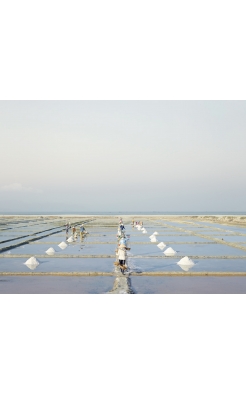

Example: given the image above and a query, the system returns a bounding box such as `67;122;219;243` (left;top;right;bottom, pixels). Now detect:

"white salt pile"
67;236;74;242
153;232;159;235
177;256;195;272
142;230;147;234
151;236;158;242
163;247;177;256
149;234;155;239
46;247;55;255
23;256;40;270
157;242;166;250
58;241;68;250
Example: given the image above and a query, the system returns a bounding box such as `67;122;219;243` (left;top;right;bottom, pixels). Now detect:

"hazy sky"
1;101;246;212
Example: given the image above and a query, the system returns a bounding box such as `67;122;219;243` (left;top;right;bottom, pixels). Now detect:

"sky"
1;100;246;212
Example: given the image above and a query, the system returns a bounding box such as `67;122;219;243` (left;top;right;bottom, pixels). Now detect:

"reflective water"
0;257;114;272
0;275;114;294
130;276;246;294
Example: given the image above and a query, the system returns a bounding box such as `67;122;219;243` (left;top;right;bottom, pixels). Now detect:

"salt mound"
177;256;195;272
149;234;155;239
153;232;159;235
23;256;40;270
151;236;157;242
142;230;147;234
58;241;68;250
163;247;177;256
67;236;74;242
157;242;166;250
46;247;55;255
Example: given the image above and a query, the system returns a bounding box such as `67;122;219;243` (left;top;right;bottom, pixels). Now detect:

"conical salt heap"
153;232;159;235
151;236;158;242
67;236;74;242
177;256;195;272
163;247;177;256
157;242;166;250
58;241;68;250
46;247;55;255
23;256;40;270
149;234;155;239
142;230;147;234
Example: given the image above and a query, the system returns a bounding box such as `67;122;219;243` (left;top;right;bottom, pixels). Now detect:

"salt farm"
1;215;246;293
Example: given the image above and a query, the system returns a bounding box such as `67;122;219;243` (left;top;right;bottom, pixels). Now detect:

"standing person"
72;226;76;236
80;224;86;239
65;224;69;235
120;224;125;231
118;245;127;274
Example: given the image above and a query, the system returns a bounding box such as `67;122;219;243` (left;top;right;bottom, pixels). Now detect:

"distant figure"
72;226;76;236
65;224;69;235
120;224;125;231
80;224;86;239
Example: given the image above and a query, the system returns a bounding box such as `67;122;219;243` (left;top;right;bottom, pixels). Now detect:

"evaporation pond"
163;243;246;256
0;257;114;273
130;276;246;294
130;257;246;273
0;275;114;294
5;242;117;255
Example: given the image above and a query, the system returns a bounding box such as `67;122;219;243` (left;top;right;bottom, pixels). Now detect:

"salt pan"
157;242;166;250
58;241;68;250
163;247;177;256
46;247;55;255
177;256;195;272
23;256;40;270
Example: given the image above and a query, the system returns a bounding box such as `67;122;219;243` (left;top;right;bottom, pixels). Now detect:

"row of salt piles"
45;225;80;255
145;227;195;271
149;232;176;256
23;226;79;270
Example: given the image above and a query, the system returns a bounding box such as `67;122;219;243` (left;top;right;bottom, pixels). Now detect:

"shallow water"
130;243;246;257
0;275;114;294
8;242;117;255
0;257;114;272
130;276;246;294
126;257;246;273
